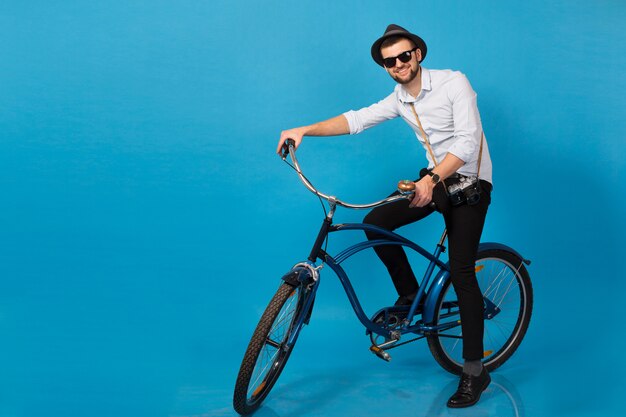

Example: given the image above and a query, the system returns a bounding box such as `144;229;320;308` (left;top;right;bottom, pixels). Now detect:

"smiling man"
276;24;493;408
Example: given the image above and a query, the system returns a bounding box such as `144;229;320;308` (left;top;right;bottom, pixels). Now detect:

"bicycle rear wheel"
233;283;309;415
427;249;533;375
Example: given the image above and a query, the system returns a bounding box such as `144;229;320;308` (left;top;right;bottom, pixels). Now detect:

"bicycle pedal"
369;345;391;362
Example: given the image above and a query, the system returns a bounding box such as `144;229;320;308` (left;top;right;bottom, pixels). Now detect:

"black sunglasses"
382;47;418;68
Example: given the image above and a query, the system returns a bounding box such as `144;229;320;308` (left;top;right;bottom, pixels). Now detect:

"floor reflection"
234;370;525;417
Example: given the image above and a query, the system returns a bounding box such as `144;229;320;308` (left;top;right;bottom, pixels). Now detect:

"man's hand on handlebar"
409;177;436;208
276;127;307;155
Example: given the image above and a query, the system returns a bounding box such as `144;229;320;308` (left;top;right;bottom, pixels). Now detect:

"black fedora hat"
371;24;427;66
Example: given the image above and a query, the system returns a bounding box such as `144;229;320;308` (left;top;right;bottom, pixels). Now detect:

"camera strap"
476;132;484;178
409;102;450;194
409;103;439;167
409;102;485;179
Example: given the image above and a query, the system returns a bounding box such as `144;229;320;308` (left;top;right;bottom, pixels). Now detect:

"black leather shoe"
446;367;491;408
393;294;425;321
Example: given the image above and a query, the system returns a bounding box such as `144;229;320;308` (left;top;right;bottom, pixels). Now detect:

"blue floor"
205;324;619;417
0;232;622;417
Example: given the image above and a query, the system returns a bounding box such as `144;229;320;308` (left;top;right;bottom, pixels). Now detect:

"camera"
447;175;481;206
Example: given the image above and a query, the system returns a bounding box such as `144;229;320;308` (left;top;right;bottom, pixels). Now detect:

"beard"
391;65;419;84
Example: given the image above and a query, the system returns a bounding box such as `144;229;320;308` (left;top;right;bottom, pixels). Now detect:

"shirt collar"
397;67;432;103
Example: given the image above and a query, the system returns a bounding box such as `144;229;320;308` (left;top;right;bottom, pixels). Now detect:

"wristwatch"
427;171;441;185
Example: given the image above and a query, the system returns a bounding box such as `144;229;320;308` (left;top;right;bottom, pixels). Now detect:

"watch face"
431;173;440;184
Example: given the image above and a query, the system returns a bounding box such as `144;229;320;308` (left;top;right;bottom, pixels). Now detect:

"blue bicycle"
233;140;533;415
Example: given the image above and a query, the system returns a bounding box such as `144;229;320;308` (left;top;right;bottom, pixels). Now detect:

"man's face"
381;38;421;84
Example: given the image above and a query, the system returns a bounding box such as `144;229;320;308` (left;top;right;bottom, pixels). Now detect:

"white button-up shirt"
343;68;492;184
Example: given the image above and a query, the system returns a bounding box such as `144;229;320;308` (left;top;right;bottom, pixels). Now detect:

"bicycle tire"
426;249;533;375
233;282;308;415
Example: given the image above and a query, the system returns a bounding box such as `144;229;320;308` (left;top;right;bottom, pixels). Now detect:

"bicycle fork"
281;261;322;346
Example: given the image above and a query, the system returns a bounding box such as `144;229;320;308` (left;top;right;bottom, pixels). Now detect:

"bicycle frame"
283;216;529;345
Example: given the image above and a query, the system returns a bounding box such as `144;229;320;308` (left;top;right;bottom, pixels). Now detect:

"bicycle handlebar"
280;138;421;210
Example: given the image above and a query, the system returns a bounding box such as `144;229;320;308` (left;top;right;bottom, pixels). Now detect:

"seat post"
438;228;448;249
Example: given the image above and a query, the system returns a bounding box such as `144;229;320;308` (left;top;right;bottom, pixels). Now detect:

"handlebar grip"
280;138;296;160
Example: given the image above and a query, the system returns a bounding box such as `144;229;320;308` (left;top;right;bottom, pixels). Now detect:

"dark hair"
380;35;416;50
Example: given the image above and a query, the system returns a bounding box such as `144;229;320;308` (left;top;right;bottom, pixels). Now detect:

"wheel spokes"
480;259;522;363
438;257;524;367
247;288;301;400
248;345;281;398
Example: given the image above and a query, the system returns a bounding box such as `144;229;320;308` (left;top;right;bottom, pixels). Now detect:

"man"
275;24;493;408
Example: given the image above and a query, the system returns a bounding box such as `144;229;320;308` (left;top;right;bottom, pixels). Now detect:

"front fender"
281;267;314;287
280;266;317;325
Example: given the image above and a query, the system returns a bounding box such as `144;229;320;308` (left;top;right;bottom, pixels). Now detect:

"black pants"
363;179;492;361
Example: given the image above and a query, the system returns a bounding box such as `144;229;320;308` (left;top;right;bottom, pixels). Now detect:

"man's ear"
415;48;423;63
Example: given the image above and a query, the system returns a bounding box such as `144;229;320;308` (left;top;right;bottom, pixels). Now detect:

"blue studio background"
1;1;624;416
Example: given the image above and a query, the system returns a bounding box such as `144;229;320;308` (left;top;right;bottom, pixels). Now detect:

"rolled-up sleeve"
446;73;482;163
343;92;400;135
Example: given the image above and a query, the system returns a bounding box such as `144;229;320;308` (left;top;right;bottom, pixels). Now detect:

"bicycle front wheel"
233;283;308;415
427;249;533;375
